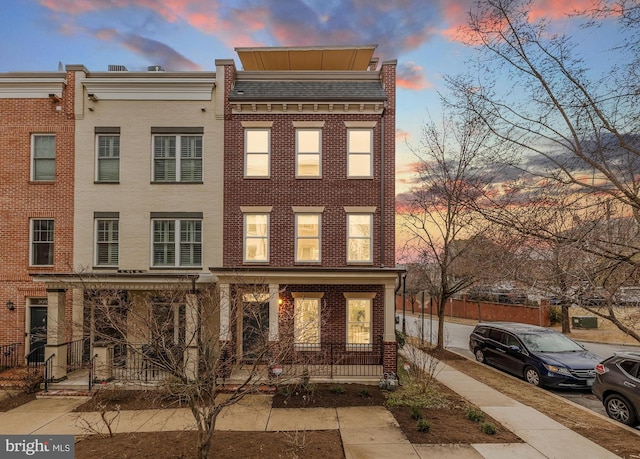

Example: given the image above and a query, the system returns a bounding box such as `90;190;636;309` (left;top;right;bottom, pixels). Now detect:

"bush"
465;406;484;422
549;306;562;325
358;388;371;398
330;385;346;395
480;422;497;435
395;330;406;350
410;405;423;420
416;419;431;432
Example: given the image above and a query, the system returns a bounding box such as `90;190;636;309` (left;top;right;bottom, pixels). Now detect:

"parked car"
469;322;601;388
592;352;640;426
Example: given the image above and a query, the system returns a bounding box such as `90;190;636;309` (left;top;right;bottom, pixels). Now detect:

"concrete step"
36;389;93;398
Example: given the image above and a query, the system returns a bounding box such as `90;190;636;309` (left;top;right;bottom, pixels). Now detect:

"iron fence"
42;353;55;392
0;343;21;371
65;338;88;372
110;348;176;383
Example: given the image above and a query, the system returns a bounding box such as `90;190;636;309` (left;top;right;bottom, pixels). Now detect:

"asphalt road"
397;312;640;420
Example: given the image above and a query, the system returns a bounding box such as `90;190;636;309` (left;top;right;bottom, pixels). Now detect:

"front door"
242;301;269;361
29;306;48;363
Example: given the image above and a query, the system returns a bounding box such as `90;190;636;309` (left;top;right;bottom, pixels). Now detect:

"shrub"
549;306;562;325
358;388;371;398
278;385;292;397
480;422;497;435
330;385;346;395
465;406;484;422
410;405;423;420
416;419;431;432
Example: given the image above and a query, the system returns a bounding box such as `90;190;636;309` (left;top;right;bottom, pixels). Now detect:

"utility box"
572;316;598;329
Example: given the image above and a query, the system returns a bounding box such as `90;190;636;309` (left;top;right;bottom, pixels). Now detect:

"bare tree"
399;110;496;349
443;0;640;341
79;276;315;459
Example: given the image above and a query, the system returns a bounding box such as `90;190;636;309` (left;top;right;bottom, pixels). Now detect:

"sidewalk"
0;361;623;459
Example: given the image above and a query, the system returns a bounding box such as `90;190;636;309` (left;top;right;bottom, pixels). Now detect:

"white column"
183;293;199;380
269;283;279;341
384;284;396;342
45;289;68;380
219;283;231;341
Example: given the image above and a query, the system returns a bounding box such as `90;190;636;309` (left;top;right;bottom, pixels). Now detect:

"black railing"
88;354;98;391
110;348;175;383
43;353;55;392
0;343;21;370
25;346;45;376
65;338;88;372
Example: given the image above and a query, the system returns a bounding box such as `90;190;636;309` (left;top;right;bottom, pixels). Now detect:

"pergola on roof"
235;45;378;71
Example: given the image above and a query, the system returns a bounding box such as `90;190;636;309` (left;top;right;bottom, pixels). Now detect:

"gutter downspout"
380;102;386;267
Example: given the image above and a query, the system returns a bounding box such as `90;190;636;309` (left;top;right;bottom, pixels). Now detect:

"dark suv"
469;322;601;388
592;352;640;426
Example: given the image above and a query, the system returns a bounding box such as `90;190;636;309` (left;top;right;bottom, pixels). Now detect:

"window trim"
31;134;56;182
346;128;373;178
244;128;271;178
151;134;203;183
292;293;323;349
30;218;54;266
345;295;374;346
95;134;121;183
295;213;321;264
95;218;120;267
243;212;270;263
295;128;322;178
151;218;202;268
346;213;373;264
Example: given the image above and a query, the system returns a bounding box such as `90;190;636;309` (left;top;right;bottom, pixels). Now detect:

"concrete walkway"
0;362;626;459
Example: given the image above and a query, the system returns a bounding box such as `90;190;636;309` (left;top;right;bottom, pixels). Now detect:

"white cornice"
236;70;381;81
232;101;383;115
81;77;216;101
0;77;67;99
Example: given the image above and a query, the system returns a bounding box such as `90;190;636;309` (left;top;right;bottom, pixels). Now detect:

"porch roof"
209;266;404;285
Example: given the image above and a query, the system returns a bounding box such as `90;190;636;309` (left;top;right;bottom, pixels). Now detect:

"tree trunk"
436;297;446;350
561;304;571;334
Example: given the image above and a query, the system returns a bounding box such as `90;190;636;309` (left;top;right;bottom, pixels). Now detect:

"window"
245;129;270;177
97;135;120;182
296;129;321;177
32;134;55;181
244;213;269;262
152;219;202;267
294;297;320;346
31;219;54;265
347;214;372;263
347;298;371;344
96;219;119;266
295;213;320;262
153;135;202;182
347;129;372;177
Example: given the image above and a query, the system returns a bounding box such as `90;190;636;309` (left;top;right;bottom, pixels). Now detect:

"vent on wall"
108;65;128;72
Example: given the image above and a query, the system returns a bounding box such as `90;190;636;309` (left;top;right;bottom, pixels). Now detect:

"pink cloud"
397;62;431;91
396;129;411;142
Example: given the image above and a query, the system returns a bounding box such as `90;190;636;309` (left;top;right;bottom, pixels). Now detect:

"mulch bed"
272;383;386;408
0;391;37;411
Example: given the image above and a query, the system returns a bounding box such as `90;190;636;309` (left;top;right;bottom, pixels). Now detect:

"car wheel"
524;366;541;386
604;394;638;426
474;348;485;363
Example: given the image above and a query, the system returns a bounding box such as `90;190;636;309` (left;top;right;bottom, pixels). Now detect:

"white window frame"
30;219;54;266
293;295;322;349
96;134;120;182
31;134;56;181
347;129;373;178
151;218;202;267
345;296;373;346
347;213;373;263
295;213;321;263
243;213;270;263
296;128;321;178
244;129;270;178
152;134;203;183
95;219;119;267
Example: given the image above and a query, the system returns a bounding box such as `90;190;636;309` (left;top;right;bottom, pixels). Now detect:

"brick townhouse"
0;44;401;383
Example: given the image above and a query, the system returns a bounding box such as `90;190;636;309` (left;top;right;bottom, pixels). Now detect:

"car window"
473;326;489;337
504;333;520;347
488;329;503;342
619;360;640;378
517;332;583;353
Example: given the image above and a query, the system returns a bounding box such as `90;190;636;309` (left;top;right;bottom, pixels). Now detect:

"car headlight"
543;363;572;376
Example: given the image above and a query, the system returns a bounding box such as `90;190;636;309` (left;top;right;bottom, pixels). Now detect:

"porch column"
183;293;199;380
269;283;279;341
383;283;397;373
45;289;68;381
219;283;231;341
71;288;84;342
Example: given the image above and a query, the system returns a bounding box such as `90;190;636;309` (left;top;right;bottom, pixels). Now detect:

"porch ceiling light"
6;300;15;311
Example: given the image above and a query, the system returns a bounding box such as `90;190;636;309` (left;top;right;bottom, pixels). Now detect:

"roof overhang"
0;73;66;99
209;267;403;286
30;272;215;290
235;45;378;71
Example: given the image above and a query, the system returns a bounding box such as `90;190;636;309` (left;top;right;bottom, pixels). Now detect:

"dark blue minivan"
469;322;601;388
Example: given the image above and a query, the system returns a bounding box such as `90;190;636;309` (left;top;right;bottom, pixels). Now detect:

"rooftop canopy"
235;45;378;71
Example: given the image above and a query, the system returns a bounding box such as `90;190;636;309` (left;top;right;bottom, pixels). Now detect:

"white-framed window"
96;135;120;182
153;135;203;182
347;129;373;177
347;213;372;263
32;134;55;181
31;219;54;266
95;219;119;266
294;297;321;347
152;219;202;267
346;298;372;345
296;129;321;177
244;213;270;262
245;129;270;177
295;213;321;263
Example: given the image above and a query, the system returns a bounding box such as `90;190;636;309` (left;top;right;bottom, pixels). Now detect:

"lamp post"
402;272;407;335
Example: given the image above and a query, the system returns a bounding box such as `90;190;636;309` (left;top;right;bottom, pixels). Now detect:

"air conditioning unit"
108;65;128;72
148;65;165;72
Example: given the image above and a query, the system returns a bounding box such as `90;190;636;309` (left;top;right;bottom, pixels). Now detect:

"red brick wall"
0;70;75;347
396;295;551;327
221;62;396;269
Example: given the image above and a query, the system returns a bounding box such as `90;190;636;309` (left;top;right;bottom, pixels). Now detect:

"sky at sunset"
0;0;620;197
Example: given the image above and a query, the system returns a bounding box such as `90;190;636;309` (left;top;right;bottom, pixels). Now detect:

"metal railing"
0;343;21;370
110;348;176;383
42;353;55;392
65;338;88;372
88;354;98;391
